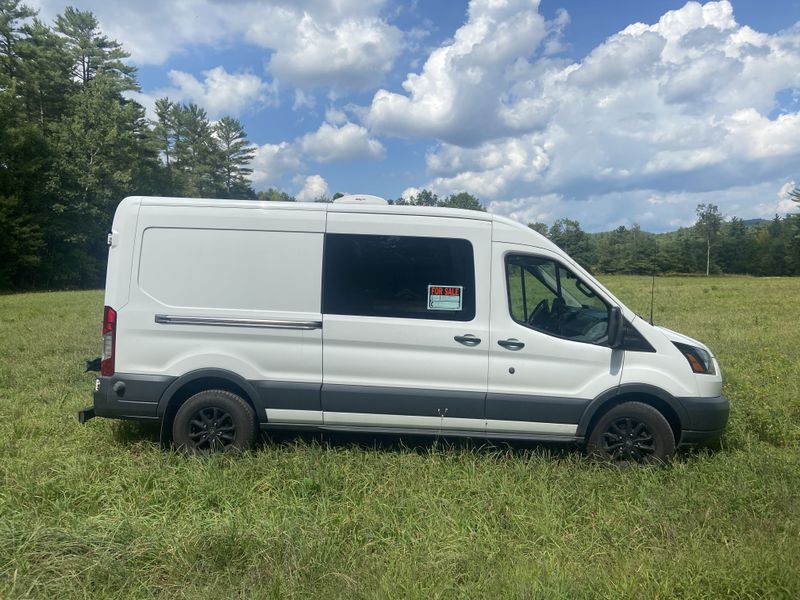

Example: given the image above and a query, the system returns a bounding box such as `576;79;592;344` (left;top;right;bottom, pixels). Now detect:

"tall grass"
0;277;798;598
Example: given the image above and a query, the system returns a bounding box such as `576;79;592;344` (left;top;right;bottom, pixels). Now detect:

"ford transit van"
79;195;728;463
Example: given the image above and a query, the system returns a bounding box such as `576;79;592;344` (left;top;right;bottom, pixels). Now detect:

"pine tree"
171;103;222;197
54;7;136;89
151;97;177;193
0;0;35;81
17;19;73;131
214;116;255;198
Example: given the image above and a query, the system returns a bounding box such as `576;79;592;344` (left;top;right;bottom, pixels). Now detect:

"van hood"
655;326;713;356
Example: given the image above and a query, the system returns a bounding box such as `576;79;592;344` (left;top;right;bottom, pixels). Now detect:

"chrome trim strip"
266;408;324;425
324;412;444;429
274;411;578;436
485;419;577;436
154;314;322;330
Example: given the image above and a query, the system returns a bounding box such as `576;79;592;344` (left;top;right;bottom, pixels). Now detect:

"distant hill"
741;218;768;227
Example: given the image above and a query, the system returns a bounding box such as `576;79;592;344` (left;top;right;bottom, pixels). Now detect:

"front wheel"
587;402;675;465
173;389;257;453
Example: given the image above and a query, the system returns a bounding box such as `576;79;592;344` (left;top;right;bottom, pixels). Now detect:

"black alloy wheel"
172;389;257;452
587;401;675;465
188;406;236;451
602;417;655;462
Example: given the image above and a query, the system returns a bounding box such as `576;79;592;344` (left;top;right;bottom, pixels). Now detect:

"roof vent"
332;194;388;205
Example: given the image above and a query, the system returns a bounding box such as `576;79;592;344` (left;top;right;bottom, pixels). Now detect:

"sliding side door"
321;212;491;431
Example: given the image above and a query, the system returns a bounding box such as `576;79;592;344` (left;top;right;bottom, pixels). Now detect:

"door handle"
498;338;525;351
454;334;481;346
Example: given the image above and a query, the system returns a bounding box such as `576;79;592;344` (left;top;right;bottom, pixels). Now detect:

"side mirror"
607;306;624;349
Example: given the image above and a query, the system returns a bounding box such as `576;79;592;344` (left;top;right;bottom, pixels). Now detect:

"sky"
27;0;800;231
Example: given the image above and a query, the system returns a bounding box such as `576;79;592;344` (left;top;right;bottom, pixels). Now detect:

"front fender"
576;383;690;438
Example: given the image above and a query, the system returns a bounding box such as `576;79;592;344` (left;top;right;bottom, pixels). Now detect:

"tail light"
101;306;117;376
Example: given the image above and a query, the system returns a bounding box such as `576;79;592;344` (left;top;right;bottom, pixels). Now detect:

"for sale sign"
427;285;463;311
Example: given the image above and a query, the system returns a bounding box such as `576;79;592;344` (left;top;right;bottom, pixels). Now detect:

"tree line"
1;2;257;289
529;202;800;276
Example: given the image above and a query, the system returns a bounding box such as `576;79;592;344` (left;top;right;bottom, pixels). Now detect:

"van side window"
505;254;609;343
323;234;475;321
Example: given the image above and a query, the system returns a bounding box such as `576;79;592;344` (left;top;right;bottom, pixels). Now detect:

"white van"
79;195;728;462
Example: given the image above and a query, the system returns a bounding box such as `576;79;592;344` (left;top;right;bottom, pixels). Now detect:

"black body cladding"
87;371;728;448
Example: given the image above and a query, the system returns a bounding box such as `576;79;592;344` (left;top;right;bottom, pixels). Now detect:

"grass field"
1;276;799;598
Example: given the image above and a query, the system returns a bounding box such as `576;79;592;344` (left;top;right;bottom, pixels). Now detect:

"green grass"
1;276;799;598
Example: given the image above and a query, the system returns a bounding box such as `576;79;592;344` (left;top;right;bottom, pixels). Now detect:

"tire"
172;389;257;453
586;401;676;465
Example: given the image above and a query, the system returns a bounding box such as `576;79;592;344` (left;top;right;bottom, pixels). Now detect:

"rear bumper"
77;406;95;423
676;394;729;447
78;374;174;423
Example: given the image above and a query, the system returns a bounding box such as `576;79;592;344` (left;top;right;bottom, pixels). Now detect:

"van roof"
130;195;540;241
135;195;496;221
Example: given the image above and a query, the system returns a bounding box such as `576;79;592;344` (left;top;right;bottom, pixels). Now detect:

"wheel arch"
577;384;687;444
157;369;261;447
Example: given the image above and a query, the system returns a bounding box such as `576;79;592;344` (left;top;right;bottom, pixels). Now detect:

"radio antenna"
649;271;655;325
648;234;659;325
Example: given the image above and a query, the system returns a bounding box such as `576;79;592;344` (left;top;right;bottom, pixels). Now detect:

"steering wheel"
528;299;549;327
545;297;577;335
556;308;581;335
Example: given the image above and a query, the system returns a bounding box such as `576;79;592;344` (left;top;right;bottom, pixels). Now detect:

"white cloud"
162;67;277;118
778;180;796;200
29;0;403;92
486;193;565;227
248;111;386;189
365;0;562;144
325;107;348;125
296;174;330;201
401;187;420;201
250;142;302;189
28;0;239;64
124;67;276;119
258;12;403;91
755;180;800;218
388;0;800;229
299;122;385;163
293;89;316;111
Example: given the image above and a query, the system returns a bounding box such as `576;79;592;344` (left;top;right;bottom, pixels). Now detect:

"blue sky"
30;0;800;231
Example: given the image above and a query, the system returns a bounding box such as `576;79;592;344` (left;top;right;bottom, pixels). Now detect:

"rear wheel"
587;401;675;465
173;389;256;453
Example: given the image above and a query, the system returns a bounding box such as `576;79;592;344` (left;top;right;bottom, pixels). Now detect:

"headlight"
673;342;716;375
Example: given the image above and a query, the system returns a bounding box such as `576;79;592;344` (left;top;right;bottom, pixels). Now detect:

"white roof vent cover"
332;194;388;205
